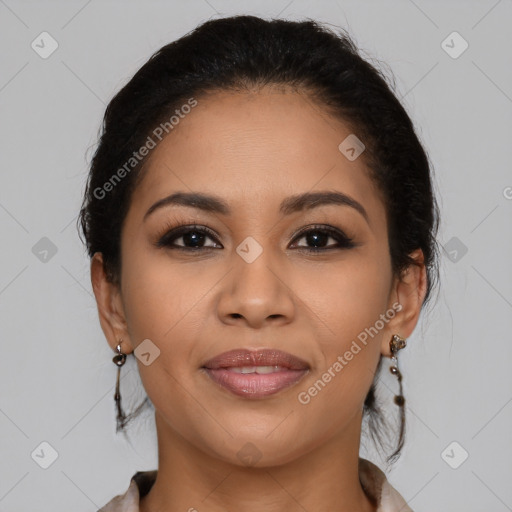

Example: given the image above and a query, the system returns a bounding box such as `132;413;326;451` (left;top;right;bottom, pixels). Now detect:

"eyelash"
154;221;357;253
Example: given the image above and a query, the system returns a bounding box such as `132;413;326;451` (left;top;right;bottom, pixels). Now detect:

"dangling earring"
112;340;128;432
389;334;407;406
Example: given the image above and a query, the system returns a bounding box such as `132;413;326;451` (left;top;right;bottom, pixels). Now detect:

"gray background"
1;0;511;510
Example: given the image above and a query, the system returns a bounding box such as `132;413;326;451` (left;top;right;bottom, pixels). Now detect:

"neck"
140;409;377;512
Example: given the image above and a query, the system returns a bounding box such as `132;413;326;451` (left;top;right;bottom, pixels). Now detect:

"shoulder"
359;457;414;512
97;470;157;512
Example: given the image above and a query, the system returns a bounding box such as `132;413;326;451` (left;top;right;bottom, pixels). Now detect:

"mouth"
201;348;310;399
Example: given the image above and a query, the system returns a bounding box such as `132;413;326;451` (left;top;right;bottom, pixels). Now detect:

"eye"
155;224;222;251
155;223;356;252
290;225;356;251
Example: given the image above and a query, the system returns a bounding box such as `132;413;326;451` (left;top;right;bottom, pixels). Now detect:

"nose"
216;246;295;329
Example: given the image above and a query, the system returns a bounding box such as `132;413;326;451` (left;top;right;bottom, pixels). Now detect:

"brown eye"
154;223;356;253
156;225;222;250
290;225;356;251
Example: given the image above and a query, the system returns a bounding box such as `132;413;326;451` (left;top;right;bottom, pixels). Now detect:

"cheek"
300;254;391;345
291;263;388;436
121;247;212;342
119;249;219;394
293;254;390;402
119;256;205;418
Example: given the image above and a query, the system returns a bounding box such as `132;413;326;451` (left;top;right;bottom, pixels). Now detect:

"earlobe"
90;252;133;355
381;249;427;357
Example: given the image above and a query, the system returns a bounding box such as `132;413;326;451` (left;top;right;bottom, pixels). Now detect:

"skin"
91;86;427;512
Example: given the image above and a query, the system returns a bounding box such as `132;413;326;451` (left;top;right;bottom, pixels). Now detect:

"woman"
78;14;440;512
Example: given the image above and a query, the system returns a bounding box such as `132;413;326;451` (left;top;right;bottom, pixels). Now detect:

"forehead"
129;88;385;222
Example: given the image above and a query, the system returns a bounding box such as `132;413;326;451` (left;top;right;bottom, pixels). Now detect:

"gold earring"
112;339;128;432
389;334;407;406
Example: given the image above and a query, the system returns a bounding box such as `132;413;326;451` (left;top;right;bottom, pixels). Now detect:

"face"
96;87;417;467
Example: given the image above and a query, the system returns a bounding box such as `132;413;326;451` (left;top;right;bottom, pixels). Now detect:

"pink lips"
202;348;310;399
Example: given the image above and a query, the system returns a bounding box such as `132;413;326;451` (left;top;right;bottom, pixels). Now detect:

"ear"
90;252;134;355
381;249;427;357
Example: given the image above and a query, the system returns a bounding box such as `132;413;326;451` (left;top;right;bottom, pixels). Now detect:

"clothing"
97;457;413;512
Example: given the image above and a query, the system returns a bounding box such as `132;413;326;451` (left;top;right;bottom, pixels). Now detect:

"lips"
201;349;310;399
203;348;310;371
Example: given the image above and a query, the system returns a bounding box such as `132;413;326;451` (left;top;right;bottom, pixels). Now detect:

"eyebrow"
143;190;369;224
